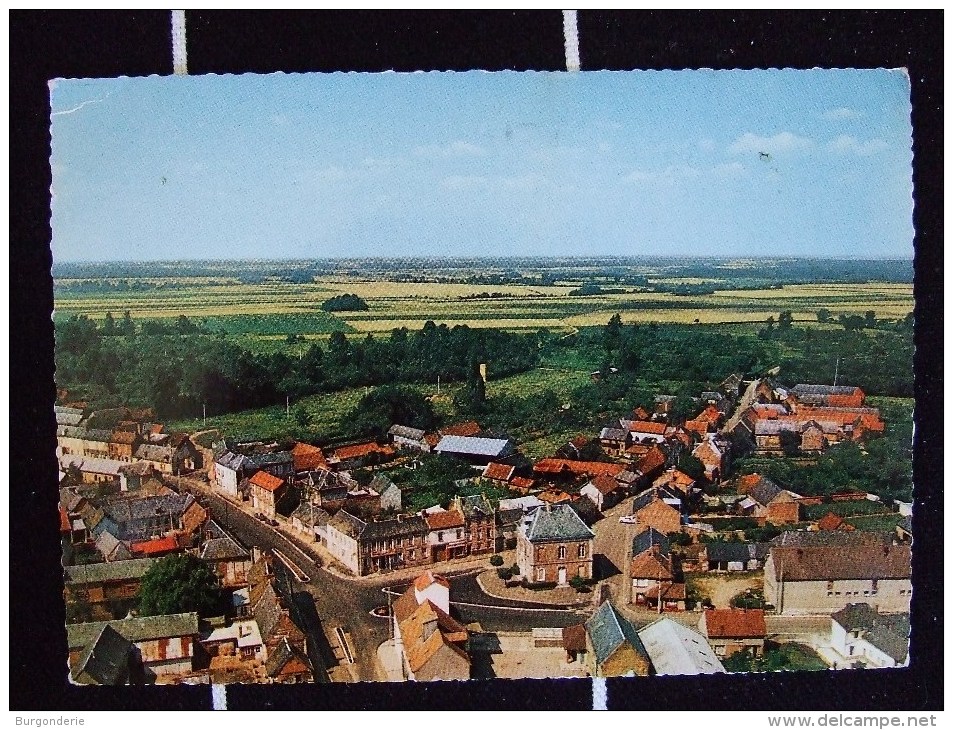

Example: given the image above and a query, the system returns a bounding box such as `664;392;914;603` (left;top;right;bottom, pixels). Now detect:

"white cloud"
827;135;889;156
823;107;863;121
729;131;812;155
414;140;486;158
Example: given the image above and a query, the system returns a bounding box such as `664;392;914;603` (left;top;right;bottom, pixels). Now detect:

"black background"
10;10;942;711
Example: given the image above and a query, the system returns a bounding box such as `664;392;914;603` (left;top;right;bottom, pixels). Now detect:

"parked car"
269;518;279;527
619;515;638;524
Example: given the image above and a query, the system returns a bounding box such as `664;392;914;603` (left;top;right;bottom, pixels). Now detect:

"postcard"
51;69;914;685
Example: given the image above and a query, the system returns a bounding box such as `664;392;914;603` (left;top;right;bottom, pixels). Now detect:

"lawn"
723;641;829;673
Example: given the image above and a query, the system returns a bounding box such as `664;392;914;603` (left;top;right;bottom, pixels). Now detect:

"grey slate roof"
60;455;125;476
66;612;200;650
327;510;427;541
72;624;131;685
94;531;133;562
388;424;426;441
55;407;85;427
248;451;294;468
434;435;514;458
64;557;157;585
200;526;250;562
216;451;251;471
524;504;594;543
632;528;670;558
599;427;627;441
585;600;648;667
748;479;786;507
369;474;398;493
705;541;765;564
832;604;910;663
792;384;860;397
135;444;173;463
265;636;313;678
638;618;725;675
458;493;494;519
631;488;661;513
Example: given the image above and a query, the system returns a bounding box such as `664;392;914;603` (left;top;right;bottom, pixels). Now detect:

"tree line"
54;314;540;420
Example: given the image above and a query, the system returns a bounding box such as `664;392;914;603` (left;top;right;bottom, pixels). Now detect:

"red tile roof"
627;420;668;435
333;442;395;462
586;474;621;496
816;512;845;531
249;470;285;492
131;534;180;556
483;462;515;482
59;506;71;532
425;510;465;531
291;442;327;472
703;608;766;638
630;551;673;580
632;407;651;421
509;476;535;491
533;459;625;478
413;570;450;592
537;488;573;504
683;419;710;437
440;421;482;437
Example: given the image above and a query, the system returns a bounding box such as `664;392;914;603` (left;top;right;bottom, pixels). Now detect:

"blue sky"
50;70;913;261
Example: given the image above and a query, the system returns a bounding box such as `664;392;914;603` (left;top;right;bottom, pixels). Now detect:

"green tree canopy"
347;384;438;440
138;554;220;618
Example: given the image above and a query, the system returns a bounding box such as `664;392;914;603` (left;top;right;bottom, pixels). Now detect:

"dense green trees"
138;554;220;618
55;315;539;420
347;385;438;439
320;293;369;312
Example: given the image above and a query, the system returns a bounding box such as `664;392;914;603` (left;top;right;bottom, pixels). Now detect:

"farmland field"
54;269;914;342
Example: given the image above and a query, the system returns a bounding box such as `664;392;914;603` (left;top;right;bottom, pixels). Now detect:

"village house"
59;454;125;485
630;528;685;611
533;458;626;483
246;554;317;682
598;424;630;457
388;424;431;452
100;493;206;544
623;419;669;445
133;434;201;474
64;557;158;622
764;532;912;615
214;451;254;498
737;474;802;525
702;541;768;572
629;487;683;535
830;603;909;669
246;450;295;480
439;421;482;437
329;441;396;468
698;608;767;658
325;510;430;576
580;474;627;512
199;521;252;589
816;512;855;532
249;470;288;519
789;384;866;409
423;508;468;562
66;612;200;681
108;429;139;462
452;493;497;555
692;435;730;482
57;426;114;460
392;571;471;681
370;474;403;512
70;624;133;685
583;600;652;677
482;461;516;483
517;503;594;586
199;615;266;668
651;466;697;500
290;441;327;473
637;618;726;675
556;434;595;460
298;468;353;507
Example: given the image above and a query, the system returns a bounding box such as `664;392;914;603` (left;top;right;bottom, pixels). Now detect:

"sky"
49;70;914;262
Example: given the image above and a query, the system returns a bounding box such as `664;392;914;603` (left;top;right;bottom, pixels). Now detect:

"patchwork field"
54;276;914;341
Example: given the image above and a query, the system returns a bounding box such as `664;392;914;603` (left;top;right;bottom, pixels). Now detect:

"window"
456;529;463;540
871;579;878;595
577;544;587;558
558;545;567;559
409;550;415;559
536;567;546;582
635;579;649;588
577;565;587;578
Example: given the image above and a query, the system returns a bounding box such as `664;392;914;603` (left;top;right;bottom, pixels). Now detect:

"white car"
619;515;638;524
